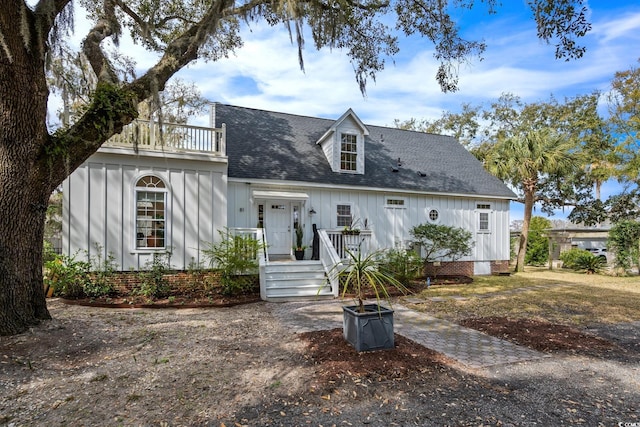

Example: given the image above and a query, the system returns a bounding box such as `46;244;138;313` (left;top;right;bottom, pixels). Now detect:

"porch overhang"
251;190;309;203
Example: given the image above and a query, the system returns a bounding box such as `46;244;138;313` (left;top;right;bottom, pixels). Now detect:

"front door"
385;206;408;248
266;201;291;255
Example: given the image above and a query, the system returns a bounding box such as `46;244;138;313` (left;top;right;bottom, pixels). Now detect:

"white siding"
228;181;511;262
63;148;227;271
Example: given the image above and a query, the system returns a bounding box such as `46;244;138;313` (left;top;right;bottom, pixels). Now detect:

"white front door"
266;201;291;255
385;206;408;248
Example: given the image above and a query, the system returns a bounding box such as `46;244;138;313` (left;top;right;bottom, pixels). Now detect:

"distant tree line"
396;61;640;273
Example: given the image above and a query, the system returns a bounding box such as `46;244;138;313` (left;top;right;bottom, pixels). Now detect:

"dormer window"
340;133;358;171
315;109;368;175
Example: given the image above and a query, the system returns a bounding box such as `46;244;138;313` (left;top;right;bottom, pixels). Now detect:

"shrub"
85;244;118;297
559;248;591;270
135;252;172;298
560;248;606;274
525;216;551;266
379;248;423;285
44;253;91;298
571;253;607;274
43;240;58;264
410;222;474;278
202;228;264;295
608;220;640;271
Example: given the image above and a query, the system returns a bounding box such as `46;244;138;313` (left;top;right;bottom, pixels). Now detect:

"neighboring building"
546;227;612;264
63;103;516;299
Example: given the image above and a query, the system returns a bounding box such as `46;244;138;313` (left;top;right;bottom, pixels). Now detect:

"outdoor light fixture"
309;207;317;215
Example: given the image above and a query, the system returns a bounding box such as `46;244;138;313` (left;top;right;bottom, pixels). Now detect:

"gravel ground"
0;299;639;426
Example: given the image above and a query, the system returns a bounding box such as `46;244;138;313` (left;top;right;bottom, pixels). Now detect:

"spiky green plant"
572;252;607;274
340;245;408;313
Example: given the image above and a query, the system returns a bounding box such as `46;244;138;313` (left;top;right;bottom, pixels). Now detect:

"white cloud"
592;10;640;43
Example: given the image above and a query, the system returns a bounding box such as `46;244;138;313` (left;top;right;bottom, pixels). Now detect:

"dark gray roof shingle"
214;103;515;199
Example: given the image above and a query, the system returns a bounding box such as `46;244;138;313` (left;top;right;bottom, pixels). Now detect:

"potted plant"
294;225;305;260
341;217;362;235
340;244;408;352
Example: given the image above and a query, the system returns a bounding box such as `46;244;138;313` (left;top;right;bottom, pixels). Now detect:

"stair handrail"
257;228;268;300
318;229;343;297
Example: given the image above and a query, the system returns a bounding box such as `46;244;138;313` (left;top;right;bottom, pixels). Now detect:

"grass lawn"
405;267;640;326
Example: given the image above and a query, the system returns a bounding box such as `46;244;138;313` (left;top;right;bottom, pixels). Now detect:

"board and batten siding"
63;148;227;271
227;181;510;262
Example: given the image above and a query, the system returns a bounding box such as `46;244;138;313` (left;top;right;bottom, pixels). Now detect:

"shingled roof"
213;103;515;199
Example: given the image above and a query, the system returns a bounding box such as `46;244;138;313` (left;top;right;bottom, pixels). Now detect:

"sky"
65;0;640;223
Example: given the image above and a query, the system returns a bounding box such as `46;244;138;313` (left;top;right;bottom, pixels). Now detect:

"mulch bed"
459;316;619;356
60;293;262;308
299;328;454;391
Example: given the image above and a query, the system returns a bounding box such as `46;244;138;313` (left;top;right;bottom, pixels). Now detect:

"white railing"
318;230;343;297
325;229;372;260
105;119;226;155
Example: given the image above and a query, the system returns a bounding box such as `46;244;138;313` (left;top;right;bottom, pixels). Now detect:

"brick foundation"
423;261;474;277
423;260;511;277
94;270;223;296
490;260;510;275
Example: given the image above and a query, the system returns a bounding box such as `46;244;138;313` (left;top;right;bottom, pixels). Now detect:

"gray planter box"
342;304;394;352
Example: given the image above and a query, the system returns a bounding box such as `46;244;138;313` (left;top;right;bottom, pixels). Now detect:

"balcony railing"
104;119;226;155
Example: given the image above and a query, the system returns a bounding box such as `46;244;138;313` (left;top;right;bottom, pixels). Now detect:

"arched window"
135;175;167;249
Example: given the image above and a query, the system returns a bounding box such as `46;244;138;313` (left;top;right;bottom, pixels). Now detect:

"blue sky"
67;0;640;222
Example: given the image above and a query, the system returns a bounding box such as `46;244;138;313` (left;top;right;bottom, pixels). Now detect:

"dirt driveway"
1;299;639;426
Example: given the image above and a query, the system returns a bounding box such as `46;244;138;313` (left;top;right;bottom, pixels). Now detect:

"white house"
62;103;515;300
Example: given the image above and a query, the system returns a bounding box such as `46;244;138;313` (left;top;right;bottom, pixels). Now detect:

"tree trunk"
515;188;535;272
0;24;53;335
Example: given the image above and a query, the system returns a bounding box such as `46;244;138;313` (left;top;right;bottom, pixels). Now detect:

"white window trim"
131;173;171;253
335;202;354;228
339;132;359;173
476;203;492;233
384;197;407;208
426;207;440;223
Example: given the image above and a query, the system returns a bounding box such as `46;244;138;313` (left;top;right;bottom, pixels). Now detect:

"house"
545;227;612;266
62;103;515;300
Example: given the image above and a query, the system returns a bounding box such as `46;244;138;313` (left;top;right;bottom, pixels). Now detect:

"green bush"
571;252;607;274
85;244;118;297
560;248;605;274
135;252;172;298
379;248;423;285
608;220;640;271
559;248;590;269
525;216;551;266
44;253;91;298
202;228;264;295
43;240;58;264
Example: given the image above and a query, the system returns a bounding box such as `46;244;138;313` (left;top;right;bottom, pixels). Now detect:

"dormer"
316;109;369;175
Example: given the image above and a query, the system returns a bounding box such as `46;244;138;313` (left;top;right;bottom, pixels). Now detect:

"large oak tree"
0;0;591;335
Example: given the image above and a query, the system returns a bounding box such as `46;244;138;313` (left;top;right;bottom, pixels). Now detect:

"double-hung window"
340;133;358;171
336;204;352;227
477;203;491;232
135;175;167;249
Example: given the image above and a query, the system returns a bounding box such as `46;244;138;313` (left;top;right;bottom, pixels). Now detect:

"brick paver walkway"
271;300;548;369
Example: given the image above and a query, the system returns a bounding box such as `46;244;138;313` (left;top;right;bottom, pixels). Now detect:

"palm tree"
485;129;577;272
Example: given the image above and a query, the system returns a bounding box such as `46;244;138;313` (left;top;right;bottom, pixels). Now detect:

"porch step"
263;260;334;301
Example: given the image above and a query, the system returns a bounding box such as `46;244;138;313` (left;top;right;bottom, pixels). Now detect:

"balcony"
104;119;226;155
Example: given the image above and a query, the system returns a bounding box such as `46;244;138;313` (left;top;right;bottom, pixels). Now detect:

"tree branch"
44;0;238;186
127;0;234;100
